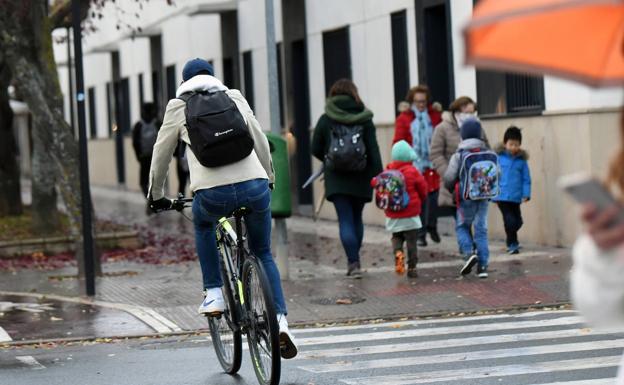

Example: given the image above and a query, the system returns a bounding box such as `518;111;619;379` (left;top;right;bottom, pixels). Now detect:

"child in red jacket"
372;140;428;278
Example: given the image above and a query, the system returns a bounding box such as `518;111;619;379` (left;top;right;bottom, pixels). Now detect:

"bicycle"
163;196;281;385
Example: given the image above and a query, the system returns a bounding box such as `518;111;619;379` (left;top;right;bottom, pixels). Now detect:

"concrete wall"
312;109;621;247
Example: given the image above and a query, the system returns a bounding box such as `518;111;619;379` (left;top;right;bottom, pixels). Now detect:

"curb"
0;300;572;348
0;290;181;335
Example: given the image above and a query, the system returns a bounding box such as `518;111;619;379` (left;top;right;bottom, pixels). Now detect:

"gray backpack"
139;120;158;157
324;123;367;172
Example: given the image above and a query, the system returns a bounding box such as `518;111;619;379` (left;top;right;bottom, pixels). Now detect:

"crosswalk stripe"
15;356;45;370
0;326;11;342
297;316;584;346
296;327;617;359
339;355;621;385
300;338;624;373
539;379;614;385
293;310;575;335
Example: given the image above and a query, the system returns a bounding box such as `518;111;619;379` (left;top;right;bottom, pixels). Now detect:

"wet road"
0;295;152;342
1;310;621;385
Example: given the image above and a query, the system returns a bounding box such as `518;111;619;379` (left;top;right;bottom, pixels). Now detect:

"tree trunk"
0;60;23;217
0;0;101;276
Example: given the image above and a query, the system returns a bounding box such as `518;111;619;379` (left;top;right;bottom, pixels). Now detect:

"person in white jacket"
147;59;297;359
571;117;624;382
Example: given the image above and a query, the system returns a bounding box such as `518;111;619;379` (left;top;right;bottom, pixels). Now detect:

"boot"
407;260;418;278
394;250;406;275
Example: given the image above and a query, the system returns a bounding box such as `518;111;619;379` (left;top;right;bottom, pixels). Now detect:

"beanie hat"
391;140;417;162
460;117;483;140
182;58;214;81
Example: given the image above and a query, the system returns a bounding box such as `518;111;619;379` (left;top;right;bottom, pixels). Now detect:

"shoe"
460;254;478;276
346;262;363;279
407;267;418;278
417;237;428;247
277;314;298;359
508;243;520;255
428;230;441;244
198;288;225;315
394;250;406;275
477;265;489;279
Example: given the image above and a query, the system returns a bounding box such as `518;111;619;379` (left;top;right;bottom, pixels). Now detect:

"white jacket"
147;75;275;200
571;234;624;384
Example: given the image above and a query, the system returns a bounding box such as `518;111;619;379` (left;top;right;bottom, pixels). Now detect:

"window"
138;73;144;107
242;51;254;110
88;87;97;139
322;27;351;95
120;78;131;135
476;70;545;116
106;82;114;138
165;64;177;101
391;10;410;114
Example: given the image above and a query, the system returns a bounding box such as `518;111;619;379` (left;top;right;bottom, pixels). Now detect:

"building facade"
52;0;622;246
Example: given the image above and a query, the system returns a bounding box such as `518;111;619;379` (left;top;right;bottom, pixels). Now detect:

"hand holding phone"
559;173;624;249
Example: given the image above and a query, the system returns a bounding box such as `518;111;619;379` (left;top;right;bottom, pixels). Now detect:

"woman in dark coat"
312;79;383;278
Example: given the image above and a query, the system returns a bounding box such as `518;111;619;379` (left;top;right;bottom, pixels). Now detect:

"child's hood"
458;138;487;151
494;142;529;160
387;160;414;171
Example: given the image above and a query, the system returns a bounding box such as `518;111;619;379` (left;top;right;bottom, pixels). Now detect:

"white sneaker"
277;314;298;359
198;288;225;315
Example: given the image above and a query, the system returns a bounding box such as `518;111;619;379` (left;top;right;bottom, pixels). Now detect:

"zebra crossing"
291;310;624;385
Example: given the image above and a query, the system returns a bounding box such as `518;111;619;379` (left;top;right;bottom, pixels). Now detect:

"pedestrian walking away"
312;79;383;278
493;126;531;254
393;85;443;247
146;58;297;359
443;118;499;279
430;96;490;216
132;102;160;211
372;140;428;278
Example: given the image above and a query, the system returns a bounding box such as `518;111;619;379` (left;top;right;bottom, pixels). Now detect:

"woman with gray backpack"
312;79;383;278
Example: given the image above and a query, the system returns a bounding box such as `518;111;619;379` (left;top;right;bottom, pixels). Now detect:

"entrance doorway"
415;0;454;109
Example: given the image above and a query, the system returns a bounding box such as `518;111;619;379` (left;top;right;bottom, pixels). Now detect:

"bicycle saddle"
229;207;250;218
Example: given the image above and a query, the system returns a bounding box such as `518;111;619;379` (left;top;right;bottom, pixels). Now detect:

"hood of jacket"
176;75;228;98
441;111;457;128
494;142;529;160
386;160;413;170
325;95;374;125
458;138;487;151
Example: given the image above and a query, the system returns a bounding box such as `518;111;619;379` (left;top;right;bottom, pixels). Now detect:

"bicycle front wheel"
207;250;242;373
243;257;280;385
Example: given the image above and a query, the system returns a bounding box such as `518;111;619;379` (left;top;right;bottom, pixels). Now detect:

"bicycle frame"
216;215;250;332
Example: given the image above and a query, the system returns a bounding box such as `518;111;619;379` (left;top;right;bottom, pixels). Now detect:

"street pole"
72;0;96;296
66;27;75;135
265;0;289;280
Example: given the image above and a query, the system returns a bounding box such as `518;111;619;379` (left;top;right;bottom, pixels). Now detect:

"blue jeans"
456;199;490;268
332;194;365;265
192;179;287;315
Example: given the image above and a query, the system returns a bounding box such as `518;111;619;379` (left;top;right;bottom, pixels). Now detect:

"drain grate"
310;296;366;306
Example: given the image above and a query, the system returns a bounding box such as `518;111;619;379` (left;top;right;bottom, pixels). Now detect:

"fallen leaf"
335;298;352;305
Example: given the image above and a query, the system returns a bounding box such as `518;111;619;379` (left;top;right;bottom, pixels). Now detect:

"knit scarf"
410;106;433;172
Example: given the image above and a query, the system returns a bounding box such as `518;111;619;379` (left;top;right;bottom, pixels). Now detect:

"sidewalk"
0;184;572;343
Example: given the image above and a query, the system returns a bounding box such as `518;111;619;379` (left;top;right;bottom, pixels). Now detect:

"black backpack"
325;123;367;172
178;91;254;168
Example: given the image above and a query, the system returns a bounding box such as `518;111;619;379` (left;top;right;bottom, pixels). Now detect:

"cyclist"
147;58;297;359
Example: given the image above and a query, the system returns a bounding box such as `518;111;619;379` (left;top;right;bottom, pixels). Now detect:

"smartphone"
558;173;624;225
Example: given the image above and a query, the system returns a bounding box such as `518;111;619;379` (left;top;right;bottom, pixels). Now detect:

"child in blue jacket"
493;126;531;254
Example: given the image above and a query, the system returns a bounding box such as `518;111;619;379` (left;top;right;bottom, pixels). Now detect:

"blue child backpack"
459;148;500;201
373;170;410;211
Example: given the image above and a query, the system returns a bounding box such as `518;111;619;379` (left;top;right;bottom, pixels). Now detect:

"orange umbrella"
464;0;624;87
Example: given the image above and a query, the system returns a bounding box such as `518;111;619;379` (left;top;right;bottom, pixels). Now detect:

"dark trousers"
139;157;152;197
419;190;439;238
391;230;419;266
332;194;365;265
497;201;523;246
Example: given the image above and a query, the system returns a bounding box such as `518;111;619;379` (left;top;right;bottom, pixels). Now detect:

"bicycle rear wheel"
243;257;280;385
207;244;242;374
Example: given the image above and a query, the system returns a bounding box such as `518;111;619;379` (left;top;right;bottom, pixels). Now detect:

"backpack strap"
177;92;194;103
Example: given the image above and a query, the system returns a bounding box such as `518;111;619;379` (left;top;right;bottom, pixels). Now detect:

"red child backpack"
373;170;410;212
